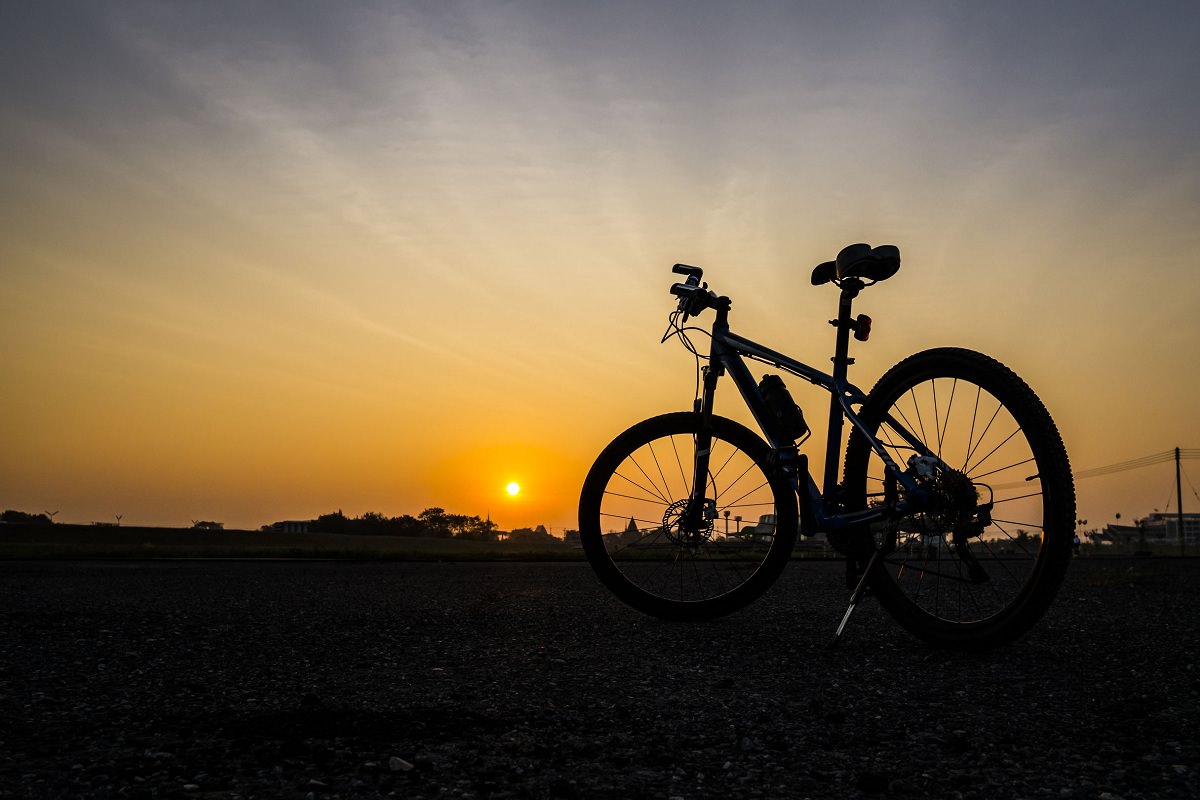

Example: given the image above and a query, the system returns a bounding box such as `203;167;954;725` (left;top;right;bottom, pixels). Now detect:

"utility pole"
1177;447;1185;557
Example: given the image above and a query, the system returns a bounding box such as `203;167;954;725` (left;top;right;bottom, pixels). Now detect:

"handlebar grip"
671;283;712;318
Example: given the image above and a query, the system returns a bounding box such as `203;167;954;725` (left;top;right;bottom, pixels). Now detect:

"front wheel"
579;413;798;620
843;348;1075;649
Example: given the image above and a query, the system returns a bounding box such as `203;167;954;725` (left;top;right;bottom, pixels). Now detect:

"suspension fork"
685;364;721;520
685;300;731;529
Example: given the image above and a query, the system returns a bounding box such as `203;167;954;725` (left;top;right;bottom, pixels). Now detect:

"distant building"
1138;512;1200;546
1100;512;1200;547
747;513;777;544
270;520;312;534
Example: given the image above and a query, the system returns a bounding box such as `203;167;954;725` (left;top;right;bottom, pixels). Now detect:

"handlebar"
669;264;721;320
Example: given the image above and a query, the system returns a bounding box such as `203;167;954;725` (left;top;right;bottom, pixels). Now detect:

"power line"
1075;450;1174;479
1074;448;1200;480
1165;480;1178;512
1182;462;1200;503
1070;449;1198;555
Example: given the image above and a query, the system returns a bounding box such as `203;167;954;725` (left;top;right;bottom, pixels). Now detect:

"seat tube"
822;280;861;500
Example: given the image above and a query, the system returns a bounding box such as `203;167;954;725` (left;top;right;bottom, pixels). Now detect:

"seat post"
832;279;862;368
822;278;864;500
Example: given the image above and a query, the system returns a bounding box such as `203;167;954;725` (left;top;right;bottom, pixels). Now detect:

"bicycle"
577;244;1075;650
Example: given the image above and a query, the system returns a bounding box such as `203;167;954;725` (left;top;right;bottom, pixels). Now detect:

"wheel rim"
595;429;783;604
864;375;1051;625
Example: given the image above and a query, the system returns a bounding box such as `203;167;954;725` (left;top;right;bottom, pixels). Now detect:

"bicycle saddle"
811;243;901;285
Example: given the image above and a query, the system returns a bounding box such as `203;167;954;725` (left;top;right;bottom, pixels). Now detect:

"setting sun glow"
1;4;1198;535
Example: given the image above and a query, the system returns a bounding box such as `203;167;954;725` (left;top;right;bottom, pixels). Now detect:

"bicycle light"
853;314;872;341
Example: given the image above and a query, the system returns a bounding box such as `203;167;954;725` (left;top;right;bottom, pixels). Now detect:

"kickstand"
830;549;883;647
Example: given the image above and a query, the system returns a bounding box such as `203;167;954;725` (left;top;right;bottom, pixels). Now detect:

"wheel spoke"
842;349;1074;647
962;402;1004;474
669;435;691;491
965;425;1024;478
992;490;1043;505
969;455;1035;483
618;453;672;504
581;414;796;614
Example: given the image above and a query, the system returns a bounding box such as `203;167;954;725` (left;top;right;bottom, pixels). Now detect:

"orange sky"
3;2;1199;532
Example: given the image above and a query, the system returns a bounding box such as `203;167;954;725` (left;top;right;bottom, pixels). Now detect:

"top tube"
719;330;868;407
713;326;921;505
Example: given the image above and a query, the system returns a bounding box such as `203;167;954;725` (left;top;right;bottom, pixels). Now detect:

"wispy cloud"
3;0;1199;528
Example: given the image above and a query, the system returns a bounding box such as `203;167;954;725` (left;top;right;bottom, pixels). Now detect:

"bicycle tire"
843;348;1075;649
579;412;798;620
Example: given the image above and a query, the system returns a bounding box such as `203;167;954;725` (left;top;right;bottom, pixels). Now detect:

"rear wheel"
579;412;798;620
843;348;1075;649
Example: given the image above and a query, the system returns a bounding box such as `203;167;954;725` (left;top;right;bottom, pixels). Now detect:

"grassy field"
4;524;1191;561
0;524;584;560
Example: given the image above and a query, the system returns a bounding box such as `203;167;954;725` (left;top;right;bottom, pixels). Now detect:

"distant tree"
472;516;499;541
358;511;391;535
190;520;224;531
442;513;466;537
508;527;534;542
306;507;499;539
313;510;349;534
456;515;499;541
1;509;53;525
507;525;561;546
418;507;451;538
392;514;425;537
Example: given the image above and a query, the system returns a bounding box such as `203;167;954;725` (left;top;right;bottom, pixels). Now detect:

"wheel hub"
934;468;978;513
662;499;715;546
921;467;989;542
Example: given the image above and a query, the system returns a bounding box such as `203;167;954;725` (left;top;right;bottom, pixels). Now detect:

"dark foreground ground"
1;558;1197;800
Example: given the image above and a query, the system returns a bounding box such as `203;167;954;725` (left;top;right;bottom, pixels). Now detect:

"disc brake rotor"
662;499;715;546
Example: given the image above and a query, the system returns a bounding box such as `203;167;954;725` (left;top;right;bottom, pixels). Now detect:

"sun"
506;482;521;497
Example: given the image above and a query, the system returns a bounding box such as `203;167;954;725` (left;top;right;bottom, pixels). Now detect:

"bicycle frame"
688;280;933;535
582;257;1072;644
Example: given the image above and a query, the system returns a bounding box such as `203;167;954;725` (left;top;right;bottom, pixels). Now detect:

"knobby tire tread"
843;348;1075;650
579;412;798;621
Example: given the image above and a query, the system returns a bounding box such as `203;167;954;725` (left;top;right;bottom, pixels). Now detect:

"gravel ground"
1;557;1197;799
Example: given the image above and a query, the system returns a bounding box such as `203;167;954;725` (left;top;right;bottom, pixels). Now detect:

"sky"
3;0;1199;533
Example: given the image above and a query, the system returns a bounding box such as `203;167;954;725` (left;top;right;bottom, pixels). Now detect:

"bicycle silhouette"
578;244;1075;650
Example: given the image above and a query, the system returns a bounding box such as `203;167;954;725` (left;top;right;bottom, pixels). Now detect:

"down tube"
715;342;829;525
